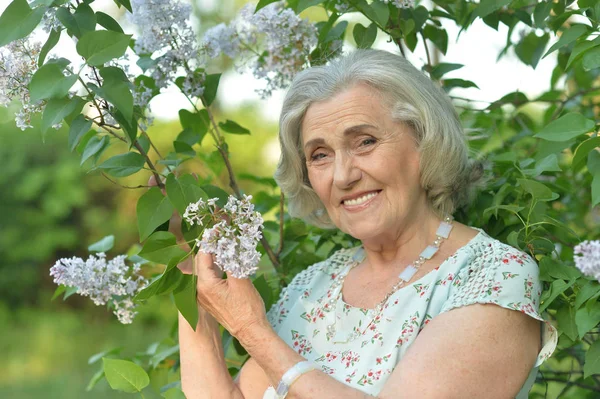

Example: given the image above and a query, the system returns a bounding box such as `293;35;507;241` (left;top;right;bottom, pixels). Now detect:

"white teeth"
343;192;378;206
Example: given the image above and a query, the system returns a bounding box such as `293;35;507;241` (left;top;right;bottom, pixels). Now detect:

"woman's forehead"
301;85;389;142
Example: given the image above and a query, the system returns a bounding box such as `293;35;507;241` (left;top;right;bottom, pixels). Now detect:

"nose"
333;150;361;189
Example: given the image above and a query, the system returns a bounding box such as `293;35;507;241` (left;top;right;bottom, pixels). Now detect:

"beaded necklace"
325;215;454;343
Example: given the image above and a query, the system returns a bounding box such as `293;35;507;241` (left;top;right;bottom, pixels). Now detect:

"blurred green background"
0;98;278;398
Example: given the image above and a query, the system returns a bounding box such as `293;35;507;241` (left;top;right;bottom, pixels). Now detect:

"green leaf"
582;46;600;71
68;114;93;151
255;0;279;12
38;29;61;66
111;109;138;145
203;73;221;107
102;358;149;393
353;23;377;49
442;79;479;91
80;135;109;165
515;31;550;69
575;301;600;338
294;0;325;13
253;274;273;311
88;347;123;365
534;112;596;142
97;67;133;121
96;11;123;33
575;280;600;309
476;0;511;18
555;305;578;341
517;178;557;201
540;279;573;313
533;2;552;28
430;63;463;80
353;0;389;27
592;174;600;208
114;0;132;13
138;231;187;265
135;261;183;300
137;187;175;241
0;0;46;47
219;120;250;135
324;21;347;44
174;275;199;330
423;25;448;55
178;109;209;143
42;97;84;134
588;150;600;174
162;387;187;399
77;30;132;66
539;257;582;281
97;152;145;177
566;40;600;70
201;185;230;208
88;235;115;252
584;340;600;378
85;368;105;392
29;62;78;103
55;4;96;38
543;24;588;58
573;137;600;171
51;285;66;301
488;91;529;110
523;154;562;177
165;174;207;215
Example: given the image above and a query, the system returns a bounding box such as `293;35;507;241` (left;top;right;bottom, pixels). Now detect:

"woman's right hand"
147;174;194;274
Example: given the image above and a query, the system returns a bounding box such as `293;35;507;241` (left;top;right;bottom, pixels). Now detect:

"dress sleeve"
439;240;558;368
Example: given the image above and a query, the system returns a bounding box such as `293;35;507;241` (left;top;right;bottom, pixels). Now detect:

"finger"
194;251;221;280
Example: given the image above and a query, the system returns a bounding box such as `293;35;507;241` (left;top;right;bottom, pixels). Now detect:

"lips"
341;190;381;206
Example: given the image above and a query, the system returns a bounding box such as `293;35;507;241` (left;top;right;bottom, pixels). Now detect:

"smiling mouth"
342;190;381;206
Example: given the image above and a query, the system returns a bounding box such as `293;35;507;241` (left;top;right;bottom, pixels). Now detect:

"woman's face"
301;83;428;243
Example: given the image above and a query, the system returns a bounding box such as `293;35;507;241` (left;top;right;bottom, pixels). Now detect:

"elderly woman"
179;49;557;398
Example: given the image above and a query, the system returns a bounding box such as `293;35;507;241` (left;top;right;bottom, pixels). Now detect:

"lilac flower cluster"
574;240;600;283
0;39;44;130
202;2;318;97
382;0;415;8
128;0;205;98
50;253;148;324
183;195;264;279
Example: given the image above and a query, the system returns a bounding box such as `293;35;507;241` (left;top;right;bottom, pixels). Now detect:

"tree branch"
202;102;281;269
277;191;285;256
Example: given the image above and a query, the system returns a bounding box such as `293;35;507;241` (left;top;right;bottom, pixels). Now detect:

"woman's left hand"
194;250;271;340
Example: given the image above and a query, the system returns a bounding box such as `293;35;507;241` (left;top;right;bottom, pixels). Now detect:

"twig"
202;103;281;269
91;120;165;190
277;192;285;256
420;32;433;72
550;87;600;120
79;77;105;125
101;172;152;189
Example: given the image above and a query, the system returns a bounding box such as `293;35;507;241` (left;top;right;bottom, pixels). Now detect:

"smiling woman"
179;49;558;399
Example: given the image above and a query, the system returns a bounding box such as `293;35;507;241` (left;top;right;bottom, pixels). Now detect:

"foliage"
1;0;600;397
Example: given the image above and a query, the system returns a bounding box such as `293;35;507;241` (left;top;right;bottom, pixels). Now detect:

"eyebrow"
303;124;378;151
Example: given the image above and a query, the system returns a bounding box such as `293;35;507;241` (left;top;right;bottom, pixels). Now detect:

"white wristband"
262;361;316;399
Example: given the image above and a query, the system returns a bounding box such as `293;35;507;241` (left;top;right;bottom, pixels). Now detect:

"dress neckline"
338;228;485;312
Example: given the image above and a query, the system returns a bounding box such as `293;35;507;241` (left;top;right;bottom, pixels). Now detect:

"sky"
0;0;560;124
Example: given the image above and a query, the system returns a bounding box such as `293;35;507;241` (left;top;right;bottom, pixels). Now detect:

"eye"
310;152;328;161
360;137;377;146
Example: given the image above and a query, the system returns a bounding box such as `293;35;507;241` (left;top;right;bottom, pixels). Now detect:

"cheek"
307;169;330;202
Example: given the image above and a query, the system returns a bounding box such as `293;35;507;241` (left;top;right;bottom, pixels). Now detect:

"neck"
360;207;443;276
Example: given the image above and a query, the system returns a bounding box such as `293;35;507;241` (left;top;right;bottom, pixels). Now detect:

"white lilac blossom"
183;195;264;279
0;39;44;130
41;8;61;33
381;0;415;8
202;2;318;97
128;0;205;93
50;253;148;324
574;240;600;282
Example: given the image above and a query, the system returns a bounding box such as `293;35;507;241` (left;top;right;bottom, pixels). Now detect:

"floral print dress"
266;229;557;397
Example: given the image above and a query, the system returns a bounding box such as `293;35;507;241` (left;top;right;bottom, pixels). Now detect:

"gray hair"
274;49;482;228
